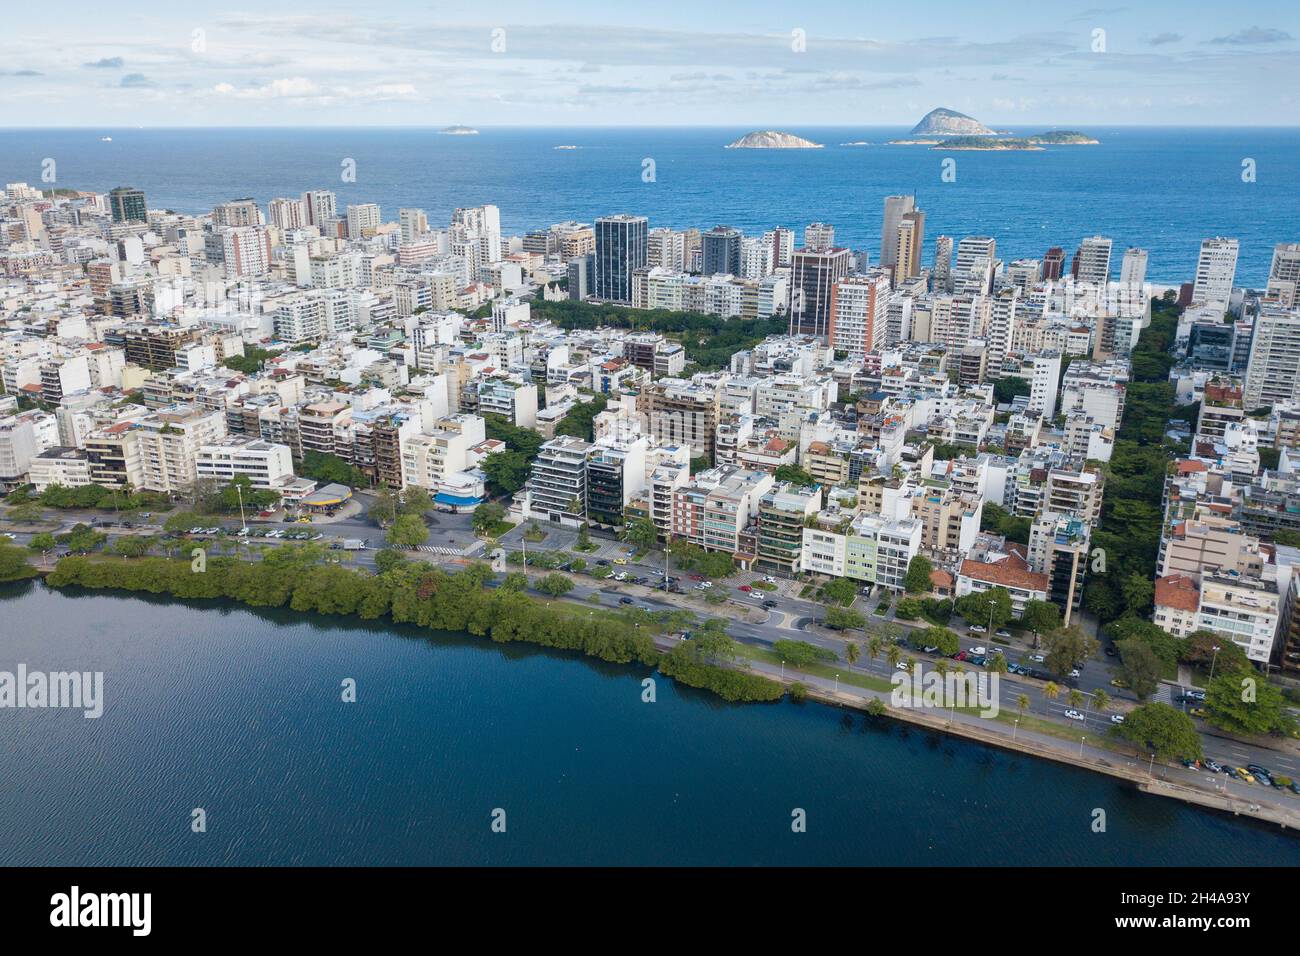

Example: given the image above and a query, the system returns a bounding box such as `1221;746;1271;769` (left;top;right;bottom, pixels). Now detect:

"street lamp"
834;673;839;693
1012;718;1020;741
1148;753;1156;777
1208;645;1221;683
235;482;247;533
1078;735;1086;758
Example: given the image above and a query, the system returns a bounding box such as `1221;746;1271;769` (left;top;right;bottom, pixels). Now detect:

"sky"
1;1;1297;127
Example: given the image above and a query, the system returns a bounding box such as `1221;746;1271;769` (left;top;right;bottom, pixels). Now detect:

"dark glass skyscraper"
109;186;147;223
594;214;647;302
701;225;742;276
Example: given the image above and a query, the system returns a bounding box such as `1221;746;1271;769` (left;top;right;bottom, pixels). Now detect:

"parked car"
762;600;778;609
618;597;634;605
969;646;987;655
1110;714;1125;724
969;625;986;633
1247;764;1272;778
738;585;752;592
1064;710;1085;721
995;630;1011;639
1028;654;1045;663
1068;669;1081;679
1236;769;1256;783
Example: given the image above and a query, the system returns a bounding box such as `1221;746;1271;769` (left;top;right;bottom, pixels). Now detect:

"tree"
692;619;737;663
903;554;933;594
373;548;406;574
0;543;37;582
576;523;592;550
1020;600;1061;648
1043;624;1098;679
401;487;433;516
773;464;817;487
886;644;902;669
1117;703;1203;761
772;639;837;668
386;513;429;548
1203;670;1294;737
621;518;658;552
1120;572;1154;615
867;635;884;662
1180;630;1249;675
1067;688;1085;710
823;606;866;631
471;502;507;535
481;450;532;497
846;642;860;665
499;571;529;592
917;626;959;657
27;532;56;556
56;523;106;553
536;573;574;597
821;577;857;607
1043;682;1060;707
369;488;400;527
954;587;1013;631
1116;638;1163;701
1091;689;1111;714
111;536;152;558
6;501;44;524
1016;694;1030;719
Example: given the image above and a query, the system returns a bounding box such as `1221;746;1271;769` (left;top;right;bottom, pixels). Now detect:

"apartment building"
135;404;228;494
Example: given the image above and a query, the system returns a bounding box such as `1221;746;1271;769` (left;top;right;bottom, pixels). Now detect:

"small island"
725;130;823;149
887;139;941;146
840;140;873;147
910;107;996;137
1027;130;1099;145
439;125;479;136
932;136;1045;151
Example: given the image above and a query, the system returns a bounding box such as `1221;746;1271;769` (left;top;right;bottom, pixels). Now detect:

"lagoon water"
1;125;1298;285
1;581;1297;866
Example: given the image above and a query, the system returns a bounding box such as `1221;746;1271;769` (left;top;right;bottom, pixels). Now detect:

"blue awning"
434;492;483;506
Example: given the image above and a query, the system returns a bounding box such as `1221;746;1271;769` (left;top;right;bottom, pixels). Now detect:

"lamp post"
1148;753;1156;778
1078;735;1086;758
235;482;247;533
1208;645;1221;684
1012;718;1020;741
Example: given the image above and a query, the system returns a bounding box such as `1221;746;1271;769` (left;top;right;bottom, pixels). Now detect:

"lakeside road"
6;510;1300;831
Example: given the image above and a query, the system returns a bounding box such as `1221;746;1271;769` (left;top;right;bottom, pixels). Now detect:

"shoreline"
24;554;1300;836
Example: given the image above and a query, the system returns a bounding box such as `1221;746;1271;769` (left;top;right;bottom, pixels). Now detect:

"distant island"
840;140;873;147
910;108;996;137
931;130;1100;151
887;139;941;146
725;130;823;149
438;126;479;135
553;145;580;150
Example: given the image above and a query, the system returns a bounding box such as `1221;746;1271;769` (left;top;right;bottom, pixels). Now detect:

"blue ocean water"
1;581;1297;866
1;126;1297;285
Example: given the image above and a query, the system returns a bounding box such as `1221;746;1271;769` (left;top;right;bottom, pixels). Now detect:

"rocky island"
725;130;823;149
909;107;996;137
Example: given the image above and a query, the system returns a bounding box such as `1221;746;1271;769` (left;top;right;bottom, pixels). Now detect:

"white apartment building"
1243;307;1300;410
1192;237;1239;307
829;274;889;357
135;404;228;494
196;437;295;490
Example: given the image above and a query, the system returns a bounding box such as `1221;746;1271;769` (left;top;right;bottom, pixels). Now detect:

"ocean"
1;125;1297;285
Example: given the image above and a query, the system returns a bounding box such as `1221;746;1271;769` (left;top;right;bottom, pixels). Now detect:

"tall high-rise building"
1268;242;1300;307
1193;237;1240;306
212;198;263;228
1042;247;1066;281
880;196;915;270
702;225;742;276
1073;236;1113;285
302;190;337;228
788;247;851;339
593;214;648;302
346;203;382;239
893;210;926;284
932;235;953;292
1243;307;1300;410
647;227;686;271
108;186;147;223
399;208;429;243
804;222;835;252
764;228;795;269
268;197;307;230
1120;247;1148;285
829;273;890;356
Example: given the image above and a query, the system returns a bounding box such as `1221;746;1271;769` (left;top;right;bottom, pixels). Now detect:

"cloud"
84;56;124;69
1;69;43;76
1209;27;1293;45
1144;32;1181;46
210;77;418;103
119;73;153;87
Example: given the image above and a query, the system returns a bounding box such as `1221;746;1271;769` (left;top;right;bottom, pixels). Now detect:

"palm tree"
867;635;884;662
1068;689;1085;710
1016;693;1030;717
1091;689;1110;714
1043;682;1060;712
988;653;1008;675
886;644;902;669
934;658;950;678
846;642;860;666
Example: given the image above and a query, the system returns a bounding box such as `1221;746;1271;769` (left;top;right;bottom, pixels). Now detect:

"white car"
763;576;777;585
1028;654;1045;663
970;646;987;656
895;661;910;670
1064;710;1085;721
969;625;986;633
996;630;1011;639
1069;669;1081;679
1110;714;1126;724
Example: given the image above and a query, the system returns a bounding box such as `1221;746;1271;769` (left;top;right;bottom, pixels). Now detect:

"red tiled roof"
1154;574;1199;613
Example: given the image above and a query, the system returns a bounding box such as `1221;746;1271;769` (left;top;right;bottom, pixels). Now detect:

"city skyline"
1;1;1298;128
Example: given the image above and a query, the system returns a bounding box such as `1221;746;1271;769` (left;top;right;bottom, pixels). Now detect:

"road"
7;501;1300;793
